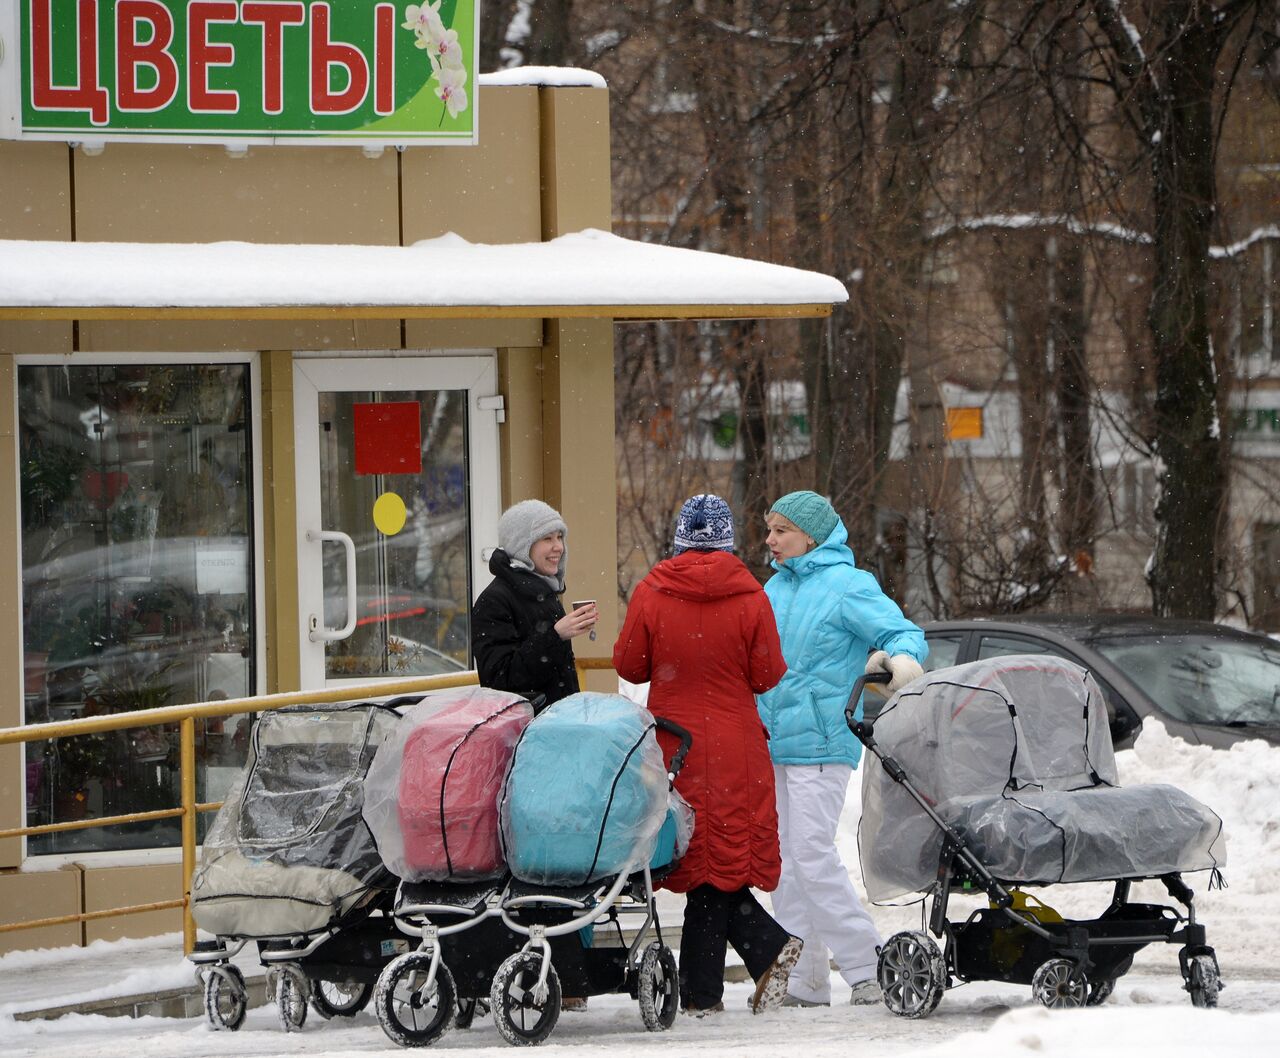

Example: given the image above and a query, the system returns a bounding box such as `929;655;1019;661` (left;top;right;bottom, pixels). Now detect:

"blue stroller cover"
499;692;689;886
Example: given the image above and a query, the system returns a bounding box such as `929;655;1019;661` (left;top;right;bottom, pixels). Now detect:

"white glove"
865;650;924;694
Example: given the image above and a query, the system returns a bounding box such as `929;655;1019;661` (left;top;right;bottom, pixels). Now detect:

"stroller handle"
654;716;693;779
845;670;893;746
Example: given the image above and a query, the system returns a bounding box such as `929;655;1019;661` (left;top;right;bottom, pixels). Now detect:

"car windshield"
1090;633;1280;727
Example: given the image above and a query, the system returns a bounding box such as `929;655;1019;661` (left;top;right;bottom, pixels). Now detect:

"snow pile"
912;1005;1278;1058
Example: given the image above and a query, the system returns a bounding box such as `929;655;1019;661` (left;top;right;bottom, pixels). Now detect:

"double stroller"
189;697;421;1032
365;690;692;1047
850;656;1226;1017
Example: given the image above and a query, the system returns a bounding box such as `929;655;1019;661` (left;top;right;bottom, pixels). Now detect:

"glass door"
293;357;501;689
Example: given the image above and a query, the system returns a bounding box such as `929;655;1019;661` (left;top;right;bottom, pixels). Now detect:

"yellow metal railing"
575;655;617;685
0;671;481;953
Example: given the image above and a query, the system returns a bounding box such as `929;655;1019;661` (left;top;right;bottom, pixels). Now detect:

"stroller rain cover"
859;656;1226;903
499;692;693;886
362;686;534;882
191;702;401;938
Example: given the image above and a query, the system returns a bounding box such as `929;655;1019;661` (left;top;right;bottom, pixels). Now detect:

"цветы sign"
2;1;478;144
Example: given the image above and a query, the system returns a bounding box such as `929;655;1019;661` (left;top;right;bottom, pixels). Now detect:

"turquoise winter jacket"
757;521;927;767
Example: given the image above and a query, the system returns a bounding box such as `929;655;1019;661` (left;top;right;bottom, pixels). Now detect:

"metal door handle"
307;529;357;642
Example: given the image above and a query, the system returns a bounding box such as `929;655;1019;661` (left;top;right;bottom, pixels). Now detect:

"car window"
1090;634;1280;727
976;633;1052;660
923;633;965;672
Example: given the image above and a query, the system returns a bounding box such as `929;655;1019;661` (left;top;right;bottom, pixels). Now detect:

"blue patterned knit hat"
674;494;735;555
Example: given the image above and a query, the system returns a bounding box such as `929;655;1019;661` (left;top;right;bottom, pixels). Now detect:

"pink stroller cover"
363;688;533;882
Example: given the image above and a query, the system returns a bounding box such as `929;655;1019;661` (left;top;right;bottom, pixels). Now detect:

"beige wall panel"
83;863;182;944
0;354;20;867
78;319;400;354
73;145;399;245
263;352;300;693
498;347;545;509
541;319;616;688
538;90;612;240
0;867;82;954
0;321;73;356
0;141;71;239
404;318;541;349
401;86;541;246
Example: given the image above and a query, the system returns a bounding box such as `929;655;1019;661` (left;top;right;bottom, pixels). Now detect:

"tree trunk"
1052;236;1099;566
479;0;519;71
1147;10;1226;619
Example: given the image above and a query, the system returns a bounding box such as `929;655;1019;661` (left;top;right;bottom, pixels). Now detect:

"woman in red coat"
613;494;801;1016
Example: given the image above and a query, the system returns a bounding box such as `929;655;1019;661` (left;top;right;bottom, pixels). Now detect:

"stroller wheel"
637;942;679;1031
202;963;248;1032
490;951;561;1046
1085;978;1115;1007
1187;954;1221;1009
877;931;946;1019
1031;959;1088;1009
376;951;457;1047
275;964;310;1032
311;978;374;1019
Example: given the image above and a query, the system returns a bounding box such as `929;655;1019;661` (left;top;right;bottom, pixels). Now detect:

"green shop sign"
3;1;478;144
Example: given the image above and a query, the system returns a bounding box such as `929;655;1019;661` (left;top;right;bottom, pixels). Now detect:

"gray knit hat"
498;499;567;591
673;494;735;555
769;491;839;545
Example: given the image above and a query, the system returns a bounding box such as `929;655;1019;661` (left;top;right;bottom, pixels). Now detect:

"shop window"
19;364;255;855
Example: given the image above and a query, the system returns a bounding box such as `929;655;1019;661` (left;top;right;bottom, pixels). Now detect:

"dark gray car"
918;616;1280;750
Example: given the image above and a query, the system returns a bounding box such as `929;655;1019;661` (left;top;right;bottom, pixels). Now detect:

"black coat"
471;549;580;708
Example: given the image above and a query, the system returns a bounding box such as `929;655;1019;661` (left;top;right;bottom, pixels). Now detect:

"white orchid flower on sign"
402;2;445;46
432;27;465;69
433;65;468;118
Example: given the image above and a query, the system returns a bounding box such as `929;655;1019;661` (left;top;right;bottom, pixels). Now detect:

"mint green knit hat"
769;491;839;544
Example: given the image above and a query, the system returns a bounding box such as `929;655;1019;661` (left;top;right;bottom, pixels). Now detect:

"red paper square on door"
353;402;422;476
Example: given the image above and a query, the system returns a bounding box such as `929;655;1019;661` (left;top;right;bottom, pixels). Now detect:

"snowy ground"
2;720;1278;1056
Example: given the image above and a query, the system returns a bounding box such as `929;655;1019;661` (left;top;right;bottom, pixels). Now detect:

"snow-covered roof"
477;66;607;89
0;229;846;321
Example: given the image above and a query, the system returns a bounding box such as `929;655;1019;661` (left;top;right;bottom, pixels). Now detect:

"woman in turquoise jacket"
757;491;926;1007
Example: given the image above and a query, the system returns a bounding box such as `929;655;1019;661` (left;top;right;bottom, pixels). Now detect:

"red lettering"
242;1;305;115
116;1;178;112
310;3;368;114
188;1;239;113
29;0;110;125
374;4;394;115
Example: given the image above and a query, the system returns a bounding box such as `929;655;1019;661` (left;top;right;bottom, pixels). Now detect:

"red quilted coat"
612;550;787;893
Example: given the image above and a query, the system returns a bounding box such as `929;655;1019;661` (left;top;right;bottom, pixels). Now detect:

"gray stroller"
189;698;419;1032
850;657;1225;1017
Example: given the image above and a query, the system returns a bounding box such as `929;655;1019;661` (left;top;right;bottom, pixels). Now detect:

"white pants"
772;763;882;1003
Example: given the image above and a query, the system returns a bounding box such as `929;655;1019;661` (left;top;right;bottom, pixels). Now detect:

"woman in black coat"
471;499;597;708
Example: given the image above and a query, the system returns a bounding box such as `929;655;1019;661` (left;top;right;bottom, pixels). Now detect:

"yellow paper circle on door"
373;492;408;536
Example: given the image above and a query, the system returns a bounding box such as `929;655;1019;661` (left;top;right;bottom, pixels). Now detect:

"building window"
1233;241;1280;374
19;363;255;855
